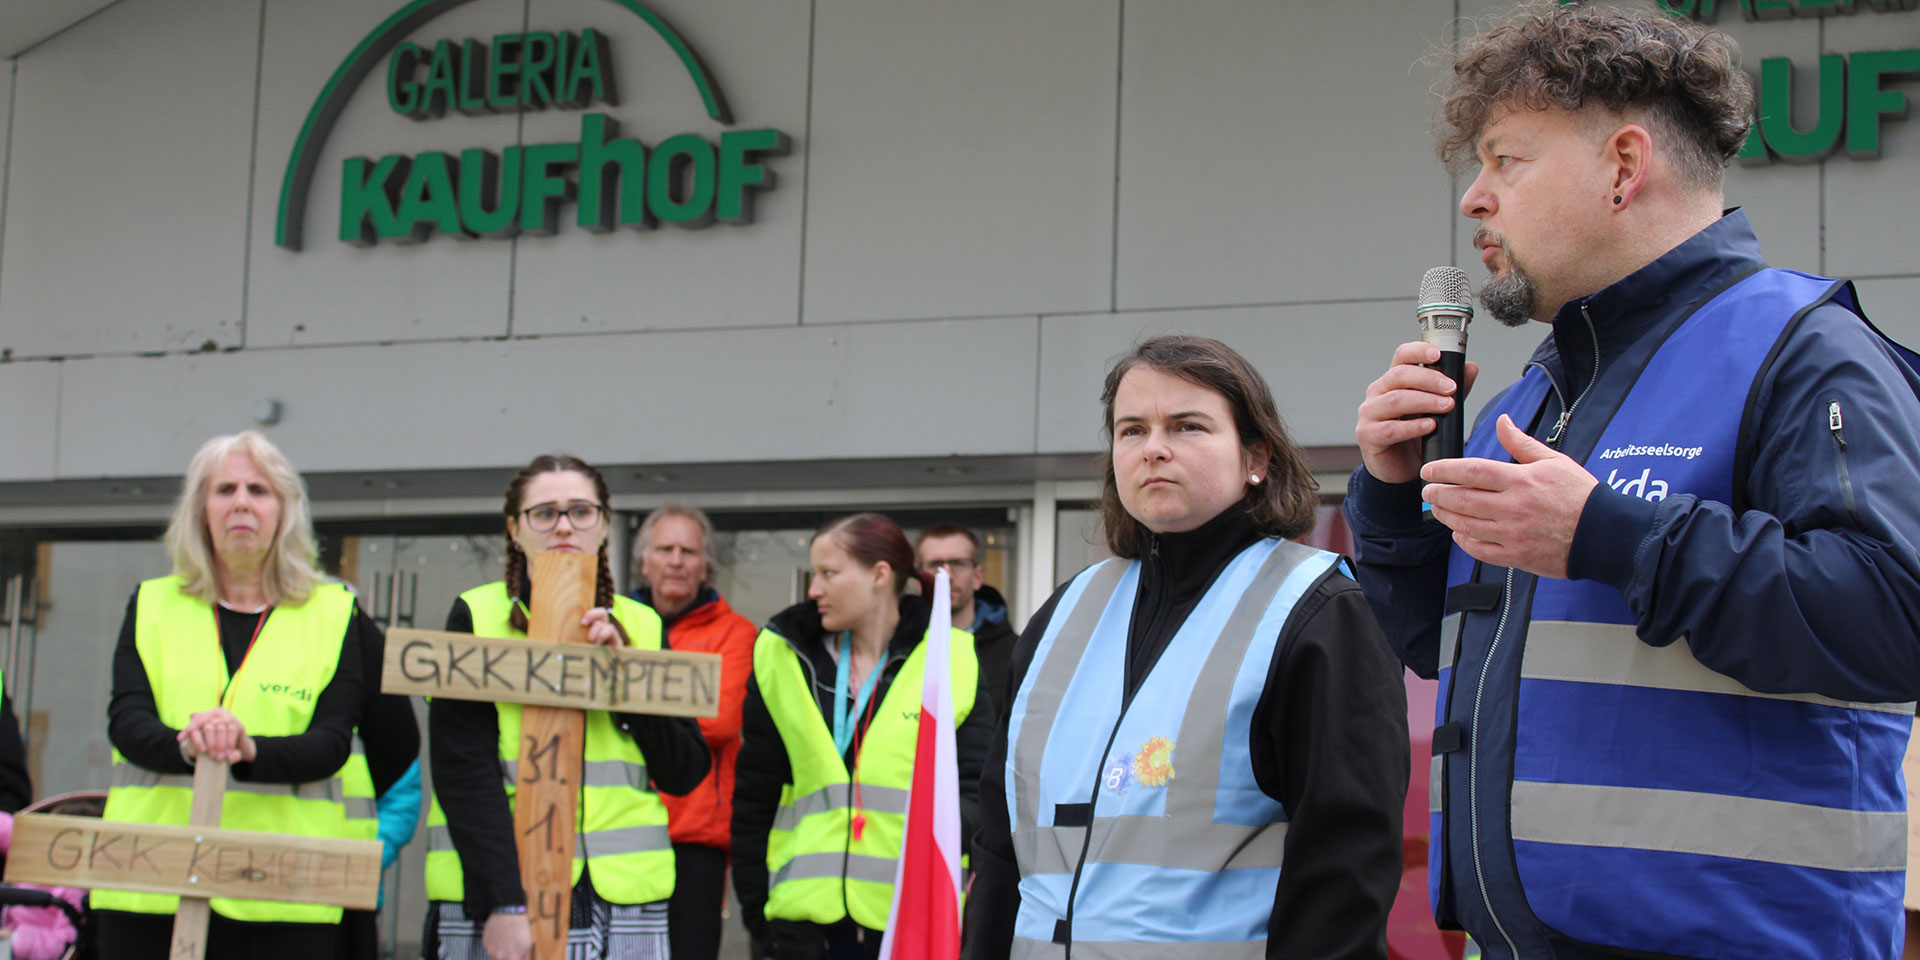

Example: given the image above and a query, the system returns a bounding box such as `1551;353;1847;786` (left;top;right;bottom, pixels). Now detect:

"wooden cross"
5;757;382;960
382;551;720;959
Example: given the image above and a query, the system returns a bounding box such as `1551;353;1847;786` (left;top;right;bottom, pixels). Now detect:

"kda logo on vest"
1605;467;1670;501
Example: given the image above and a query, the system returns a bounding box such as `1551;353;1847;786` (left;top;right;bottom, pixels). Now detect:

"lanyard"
832;630;884;757
218;606;273;706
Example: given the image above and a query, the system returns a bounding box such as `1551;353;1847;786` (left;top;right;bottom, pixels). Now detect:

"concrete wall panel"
55;315;1040;476
509;0;809;336
244;0;523;348
1115;0;1456;310
801;0;1117;324
1819;13;1920;280
1036;303;1541;453
0;360;60;480
1853;277;1920;347
0;0;259;358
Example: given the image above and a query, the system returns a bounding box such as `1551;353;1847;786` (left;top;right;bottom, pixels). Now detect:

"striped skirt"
429;878;669;960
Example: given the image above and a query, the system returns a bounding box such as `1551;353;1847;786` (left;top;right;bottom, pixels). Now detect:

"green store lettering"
337;26;790;246
340;115;786;243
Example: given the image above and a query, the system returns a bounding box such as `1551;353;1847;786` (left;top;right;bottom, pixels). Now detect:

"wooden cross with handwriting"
383;551;720;958
6;756;382;960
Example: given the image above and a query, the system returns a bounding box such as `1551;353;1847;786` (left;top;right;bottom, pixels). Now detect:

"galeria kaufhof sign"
274;0;790;250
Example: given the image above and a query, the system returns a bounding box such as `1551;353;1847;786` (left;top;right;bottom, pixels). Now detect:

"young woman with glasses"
421;454;711;960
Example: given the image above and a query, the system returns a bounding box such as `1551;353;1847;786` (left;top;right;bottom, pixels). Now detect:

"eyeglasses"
922;558;976;573
520;501;607;532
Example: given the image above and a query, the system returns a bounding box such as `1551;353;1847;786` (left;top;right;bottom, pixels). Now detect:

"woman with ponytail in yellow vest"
423;455;709;960
100;431;375;959
731;513;992;960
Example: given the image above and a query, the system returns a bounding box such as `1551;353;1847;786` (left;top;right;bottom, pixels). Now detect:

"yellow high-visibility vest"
756;625;976;929
422;582;675;905
97;576;355;923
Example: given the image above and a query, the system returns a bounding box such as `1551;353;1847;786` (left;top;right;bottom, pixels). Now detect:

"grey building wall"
0;0;1911;497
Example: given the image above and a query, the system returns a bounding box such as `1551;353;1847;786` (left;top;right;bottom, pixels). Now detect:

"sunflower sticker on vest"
1106;736;1175;795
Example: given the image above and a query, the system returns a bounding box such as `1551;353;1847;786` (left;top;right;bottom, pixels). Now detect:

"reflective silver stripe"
1522;620;1916;715
771;802;800;834
111;762;344;802
1017;818;1288;874
1012;939;1263;959
1165;542;1319;813
499;757;648;787
1428;755;1443;814
1012;561;1128;831
1439;613;1461;669
771;851;896;887
428;825;454;851
785;782;911;819
345;797;378;820
581;759;648;789
576;823;671;857
1510;780;1907;873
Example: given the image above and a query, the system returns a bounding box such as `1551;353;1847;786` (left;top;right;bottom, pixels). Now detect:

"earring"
1249;474;1261;484
1613;195;1623;205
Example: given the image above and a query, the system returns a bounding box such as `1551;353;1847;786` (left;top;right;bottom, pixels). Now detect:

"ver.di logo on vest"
257;681;316;702
274;0;792;251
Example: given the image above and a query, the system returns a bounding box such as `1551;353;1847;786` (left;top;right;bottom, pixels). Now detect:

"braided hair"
503;454;616;632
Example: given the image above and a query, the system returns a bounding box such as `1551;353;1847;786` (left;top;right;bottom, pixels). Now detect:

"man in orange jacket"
632;504;758;960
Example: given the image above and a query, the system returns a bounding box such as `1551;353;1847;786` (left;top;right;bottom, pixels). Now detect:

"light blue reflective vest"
1435;269;1913;960
1008;538;1338;959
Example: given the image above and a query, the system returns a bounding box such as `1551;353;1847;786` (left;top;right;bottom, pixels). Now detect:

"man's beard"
1476;233;1537;327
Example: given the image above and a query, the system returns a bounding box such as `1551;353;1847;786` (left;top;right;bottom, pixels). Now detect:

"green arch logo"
275;0;735;250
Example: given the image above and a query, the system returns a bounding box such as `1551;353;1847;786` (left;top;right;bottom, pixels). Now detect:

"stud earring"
1613;195;1623;205
1249;474;1261;484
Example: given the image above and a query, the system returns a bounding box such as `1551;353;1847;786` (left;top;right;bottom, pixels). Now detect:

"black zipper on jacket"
1468;303;1600;960
1828;399;1864;529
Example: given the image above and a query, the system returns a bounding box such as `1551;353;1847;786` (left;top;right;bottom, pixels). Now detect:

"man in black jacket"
915;525;1019;714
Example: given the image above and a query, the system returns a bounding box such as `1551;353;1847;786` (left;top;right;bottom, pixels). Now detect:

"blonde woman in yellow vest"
423;455;709;960
100;431;375;960
731;512;991;960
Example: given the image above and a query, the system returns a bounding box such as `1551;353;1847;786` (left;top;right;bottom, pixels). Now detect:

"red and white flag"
879;568;963;960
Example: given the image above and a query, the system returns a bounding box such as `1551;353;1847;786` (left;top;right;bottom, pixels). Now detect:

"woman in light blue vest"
965;335;1410;960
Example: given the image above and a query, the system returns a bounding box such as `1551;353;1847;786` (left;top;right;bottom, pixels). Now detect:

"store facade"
0;0;1914;954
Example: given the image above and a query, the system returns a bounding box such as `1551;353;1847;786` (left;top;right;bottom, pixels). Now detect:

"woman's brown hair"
1098;335;1317;559
503;454;616;632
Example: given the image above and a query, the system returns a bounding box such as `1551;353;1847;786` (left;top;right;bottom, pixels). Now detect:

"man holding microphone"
1347;4;1920;959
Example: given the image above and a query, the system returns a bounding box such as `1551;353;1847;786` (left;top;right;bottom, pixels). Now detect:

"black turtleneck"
1123;506;1263;706
964;505;1409;960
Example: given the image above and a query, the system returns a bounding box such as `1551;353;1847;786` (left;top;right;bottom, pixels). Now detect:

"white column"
1022;480;1058;627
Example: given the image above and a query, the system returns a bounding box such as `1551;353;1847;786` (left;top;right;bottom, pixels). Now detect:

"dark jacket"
1346;209;1920;958
965;584;1019;721
964;506;1409;960
731;593;993;945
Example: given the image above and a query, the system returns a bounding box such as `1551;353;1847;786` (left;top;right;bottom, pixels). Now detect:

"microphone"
1418;266;1474;463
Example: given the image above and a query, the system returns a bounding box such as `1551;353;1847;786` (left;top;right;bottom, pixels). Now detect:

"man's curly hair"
1438;1;1754;190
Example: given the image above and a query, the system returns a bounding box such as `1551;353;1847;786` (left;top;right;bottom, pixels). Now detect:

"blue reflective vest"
1434;269;1913;960
1008;539;1337;958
